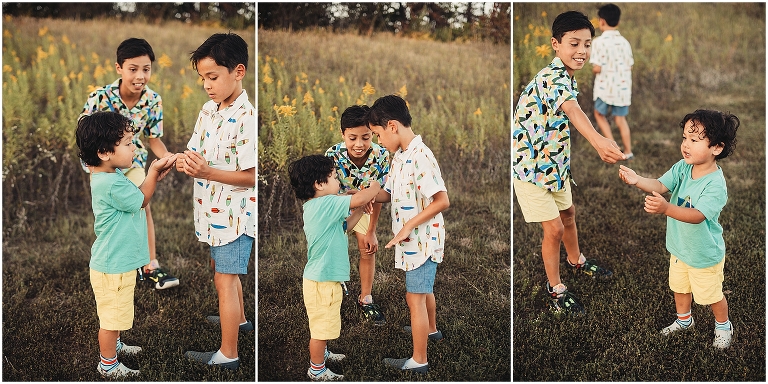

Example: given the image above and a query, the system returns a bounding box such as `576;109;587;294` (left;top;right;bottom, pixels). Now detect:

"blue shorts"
594;97;629;117
405;259;438;294
211;234;254;274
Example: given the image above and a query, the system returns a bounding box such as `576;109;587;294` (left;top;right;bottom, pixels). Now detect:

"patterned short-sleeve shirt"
590;30;634;106
80;79;163;170
324;142;390;192
384;135;447;271
187;90;255;247
513;57;577;191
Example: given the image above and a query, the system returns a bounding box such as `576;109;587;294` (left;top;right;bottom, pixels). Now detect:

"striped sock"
116;337;124;353
676;311;693;328
715;319;732;331
99;354;119;372
309;359;326;376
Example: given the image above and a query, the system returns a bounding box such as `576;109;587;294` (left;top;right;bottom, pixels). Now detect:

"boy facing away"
177;32;255;370
369;95;449;374
288;155;381;381
325;104;390;325
75;112;177;377
80;37;180;290
591;3;635;159
513;10;625;315
619;109;738;348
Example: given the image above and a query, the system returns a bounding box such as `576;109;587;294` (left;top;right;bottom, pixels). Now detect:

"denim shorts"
594;97;629;117
211;234;254;274
405;259;438;293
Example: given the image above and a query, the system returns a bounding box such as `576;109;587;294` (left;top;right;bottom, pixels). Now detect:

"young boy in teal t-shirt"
620;109;739;349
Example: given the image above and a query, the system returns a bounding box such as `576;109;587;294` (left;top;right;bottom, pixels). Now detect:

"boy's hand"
594;136;625;164
150;153;178;182
363;231;379;255
386;226;411;249
644;191;668;215
175;153;187;173
618;165;639;185
180;150;211;179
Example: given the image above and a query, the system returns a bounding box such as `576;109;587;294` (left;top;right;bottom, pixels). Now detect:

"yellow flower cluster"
362;82;375;95
157;54;173;69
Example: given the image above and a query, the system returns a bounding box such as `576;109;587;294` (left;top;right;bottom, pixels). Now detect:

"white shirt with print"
590;30;634;106
187;90;255;246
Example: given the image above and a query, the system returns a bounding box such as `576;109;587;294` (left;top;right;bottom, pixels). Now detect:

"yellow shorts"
513;179;573;223
123;167;146;186
668;254;725;305
351;213;370;235
90;269;137;331
303;278;342;340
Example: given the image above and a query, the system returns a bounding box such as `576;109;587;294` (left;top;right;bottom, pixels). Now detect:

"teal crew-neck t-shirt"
658;160;727;268
302;194;352;282
90;169;150;274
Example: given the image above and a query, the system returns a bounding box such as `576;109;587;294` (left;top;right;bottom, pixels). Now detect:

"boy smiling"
513;10;625;315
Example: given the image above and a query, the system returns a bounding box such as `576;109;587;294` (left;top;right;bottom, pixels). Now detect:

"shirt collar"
396;135;423;158
600;30;622;37
204;90;249;121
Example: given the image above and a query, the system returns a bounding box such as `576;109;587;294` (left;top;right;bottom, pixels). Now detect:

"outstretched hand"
618;165;639;185
644;191;668;215
594;136;626;164
177;150;210;179
150;153;178;182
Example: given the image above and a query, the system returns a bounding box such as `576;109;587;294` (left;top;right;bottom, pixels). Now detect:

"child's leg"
559;205;582;265
214;271;242;359
355;231;375;301
405;292;429;364
540;217;565;286
674;292;693;315
614;115;632;154
594;109;614;141
710;296;729;323
309;338;327;365
426;293;437;334
99;328;119;359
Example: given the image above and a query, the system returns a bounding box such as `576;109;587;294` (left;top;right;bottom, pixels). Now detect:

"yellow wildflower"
541;11;547;18
158;54;173;68
91;52;99;64
179;68;185;76
93;65;107;79
318;87;324;94
283;95;290;103
38;26;48;36
437;95;442;101
315;79;320;85
665;34;673;42
535;44;551;58
528;24;534;30
339;76;345;83
332;106;338;112
590;17;599;29
398;84;407;98
2;65;11;73
3;29;11;39
181;85;194;99
291;98;297;106
263;74;273;84
262;62;271;75
62;35;70;45
87;84;97;93
362;82;375;95
474;108;482;116
62;76;70;85
277;105;297;117
303;91;314;104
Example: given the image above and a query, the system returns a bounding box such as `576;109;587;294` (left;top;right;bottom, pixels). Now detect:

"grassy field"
513;3;765;381
258;30;511;381
2;16;255;380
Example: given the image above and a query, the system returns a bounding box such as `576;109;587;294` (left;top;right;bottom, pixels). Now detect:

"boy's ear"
387;120;399;133
550;36;559;52
234;63;246;81
114;62;121;73
712;143;725;156
97;150;110;162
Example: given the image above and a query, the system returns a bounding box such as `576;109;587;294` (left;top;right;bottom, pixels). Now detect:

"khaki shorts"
90;269;137;331
668;254;725;305
513;179;573;223
124;167;146;186
303;278;342;340
351;213;370;235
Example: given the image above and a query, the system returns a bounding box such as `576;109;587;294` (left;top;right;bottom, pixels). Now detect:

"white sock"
209;349;239;365
402;357;427;369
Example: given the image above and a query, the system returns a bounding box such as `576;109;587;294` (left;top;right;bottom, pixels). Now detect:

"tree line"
257;3;510;44
2;3;255;29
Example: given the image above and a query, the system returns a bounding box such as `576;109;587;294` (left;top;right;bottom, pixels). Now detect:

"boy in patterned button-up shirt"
325;105;390;325
513;11;625;315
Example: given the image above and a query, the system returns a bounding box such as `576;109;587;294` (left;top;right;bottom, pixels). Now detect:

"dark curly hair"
75;112;135;167
680;109;739;160
288;155;334;200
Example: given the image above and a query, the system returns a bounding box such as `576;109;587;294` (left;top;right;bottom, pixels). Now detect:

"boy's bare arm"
346;207;366;233
592;64;602;74
619;165;669;194
374;188;391;203
350;181;381;209
147;137;172;159
561;99;625;163
644;191;706;224
385;191;449;248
